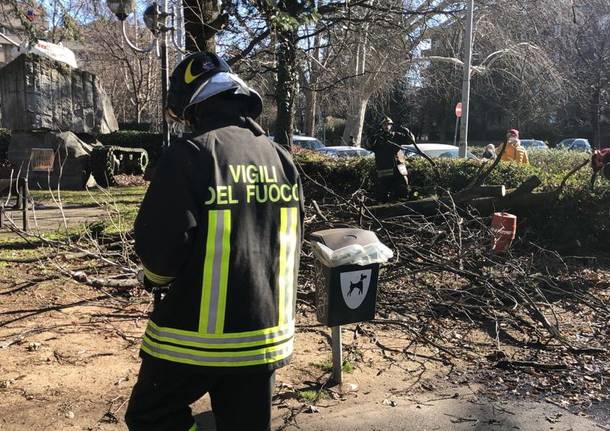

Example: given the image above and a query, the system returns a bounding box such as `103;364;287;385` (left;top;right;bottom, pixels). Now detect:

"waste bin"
310;228;392;327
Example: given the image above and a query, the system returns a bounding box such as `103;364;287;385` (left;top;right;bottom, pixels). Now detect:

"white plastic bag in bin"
311;240;394;268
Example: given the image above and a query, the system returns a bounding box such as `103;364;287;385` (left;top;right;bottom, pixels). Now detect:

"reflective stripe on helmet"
166;52;232;122
182;72;264;121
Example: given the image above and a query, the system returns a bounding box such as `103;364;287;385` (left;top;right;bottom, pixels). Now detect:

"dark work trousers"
375;174;409;202
125;356;275;431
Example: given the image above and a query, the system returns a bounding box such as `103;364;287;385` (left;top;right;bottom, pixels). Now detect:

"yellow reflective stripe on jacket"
199;210;232;333
278;207;298;325
146;207;297;368
187;423;197;431
141;334;293;367
145;320;294;349
143;266;175;285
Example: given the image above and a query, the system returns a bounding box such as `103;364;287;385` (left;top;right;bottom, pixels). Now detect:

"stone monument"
0;53;119;189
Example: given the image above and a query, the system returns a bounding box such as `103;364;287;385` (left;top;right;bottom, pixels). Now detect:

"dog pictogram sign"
340;269;372;310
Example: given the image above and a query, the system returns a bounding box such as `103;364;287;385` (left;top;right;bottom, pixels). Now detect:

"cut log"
466;190;559;216
369;197;444;218
453;185;506;201
508;176;542;197
369;176;555;219
369;192;559;219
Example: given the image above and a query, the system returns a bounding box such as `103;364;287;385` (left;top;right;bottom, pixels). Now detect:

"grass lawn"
30;185;147;207
1;186;147;259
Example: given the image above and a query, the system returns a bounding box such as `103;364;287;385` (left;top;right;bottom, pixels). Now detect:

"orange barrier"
491;212;517;253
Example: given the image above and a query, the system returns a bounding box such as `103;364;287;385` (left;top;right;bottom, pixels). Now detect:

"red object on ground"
491;212;517;253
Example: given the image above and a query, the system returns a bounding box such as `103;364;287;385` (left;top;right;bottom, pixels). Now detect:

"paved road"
193;392;608;431
277;396;607;431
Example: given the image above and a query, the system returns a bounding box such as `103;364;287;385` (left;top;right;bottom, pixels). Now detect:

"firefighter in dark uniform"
124;52;304;431
371;116;415;202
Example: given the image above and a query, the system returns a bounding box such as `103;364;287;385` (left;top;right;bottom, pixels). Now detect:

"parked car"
269;135;325;151
520;139;548;150
292;135;325;150
556;138;592;153
400;143;478;160
316;146;374;158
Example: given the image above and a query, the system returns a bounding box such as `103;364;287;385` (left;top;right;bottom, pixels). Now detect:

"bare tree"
77;16;161;126
415;0;572;142
559;0;610;147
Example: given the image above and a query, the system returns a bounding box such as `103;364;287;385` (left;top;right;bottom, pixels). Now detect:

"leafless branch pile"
1;173;608;409
297;180;610;408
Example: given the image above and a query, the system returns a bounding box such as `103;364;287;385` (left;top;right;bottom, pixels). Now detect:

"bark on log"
466;190;559;216
68;270;139;289
453;185;506;201
369;197;444;218
509;176;542;197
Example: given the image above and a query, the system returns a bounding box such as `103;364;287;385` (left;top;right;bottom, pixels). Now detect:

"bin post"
19;178;28;232
331;325;342;384
310;228;390;387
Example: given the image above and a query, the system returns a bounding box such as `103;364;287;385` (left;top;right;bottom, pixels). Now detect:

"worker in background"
482;143;497;161
125;52;304;431
370;116;415;202
498;129;529;164
591;147;610;185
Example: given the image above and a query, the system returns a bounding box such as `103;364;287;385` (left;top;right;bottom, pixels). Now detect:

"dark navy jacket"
134;113;303;373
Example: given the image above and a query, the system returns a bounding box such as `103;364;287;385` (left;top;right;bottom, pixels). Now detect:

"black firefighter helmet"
381;116;394;127
166;52;263;123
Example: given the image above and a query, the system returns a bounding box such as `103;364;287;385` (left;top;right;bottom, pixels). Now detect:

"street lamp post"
459;0;474;158
106;0;186;149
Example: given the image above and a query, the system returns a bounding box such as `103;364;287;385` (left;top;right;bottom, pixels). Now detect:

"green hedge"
296;148;609;253
295;148;594;198
294;149;376;199
525;186;610;253
295;151;547;198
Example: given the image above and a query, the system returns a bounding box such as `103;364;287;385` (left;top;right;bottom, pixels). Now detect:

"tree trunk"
274;28;298;151
341;31;368;147
592;85;601;149
303;31;321;137
342;96;369;147
438;106;448;144
183;0;222;52
303;86;317;137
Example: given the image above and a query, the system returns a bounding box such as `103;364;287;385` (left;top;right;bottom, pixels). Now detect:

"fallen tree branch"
495;360;568;371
